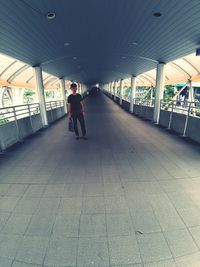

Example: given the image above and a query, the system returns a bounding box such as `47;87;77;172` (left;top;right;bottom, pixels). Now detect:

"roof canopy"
1;0;200;85
1;52;200;89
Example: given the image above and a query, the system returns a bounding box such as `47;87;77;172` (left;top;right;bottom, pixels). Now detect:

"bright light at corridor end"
96;83;99;88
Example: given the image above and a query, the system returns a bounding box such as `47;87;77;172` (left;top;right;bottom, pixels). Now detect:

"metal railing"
160;99;200;116
160;99;200;136
45;100;64;111
0;103;40;126
134;98;155;107
0;100;64;127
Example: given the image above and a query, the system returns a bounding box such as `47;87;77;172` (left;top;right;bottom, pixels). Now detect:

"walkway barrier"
45;100;65;124
106;91;200;143
0;100;66;151
160;99;200;142
133;98;154;120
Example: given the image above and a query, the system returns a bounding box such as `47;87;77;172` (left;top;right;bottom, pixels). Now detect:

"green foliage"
0;118;9;125
24;89;35;103
124;86;131;97
164;85;176;101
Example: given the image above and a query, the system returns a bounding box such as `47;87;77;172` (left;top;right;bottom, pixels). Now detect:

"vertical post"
13;106;20;140
188;80;196;115
168;101;174;129
114;81;117;101
153;62;165;123
183;102;191;137
28;104;34;133
109;82;111;97
130;76;136;113
111;82;113;97
119;79;123;105
80;84;82;95
106;83;109;95
60;78;67;114
188;80;194;102
33;66;48;127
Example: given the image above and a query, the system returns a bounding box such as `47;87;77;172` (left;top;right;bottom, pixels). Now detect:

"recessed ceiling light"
46;12;56;19
64;42;70;46
131;41;138;45
121;56;126;59
153;12;162;17
73;57;77;60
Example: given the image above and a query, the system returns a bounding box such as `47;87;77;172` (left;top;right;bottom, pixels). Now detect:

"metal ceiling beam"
169;62;191;79
44;77;57;87
140;74;154;86
0;60;17;78
26;75;34;83
182;58;200;75
7;64;30;83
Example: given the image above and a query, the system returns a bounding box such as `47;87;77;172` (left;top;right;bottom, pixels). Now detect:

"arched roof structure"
1;52;200;89
0;54;71;90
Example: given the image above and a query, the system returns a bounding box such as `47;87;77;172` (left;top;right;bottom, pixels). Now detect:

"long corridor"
0;93;200;267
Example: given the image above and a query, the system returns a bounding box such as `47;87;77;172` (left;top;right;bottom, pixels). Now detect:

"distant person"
67;83;87;140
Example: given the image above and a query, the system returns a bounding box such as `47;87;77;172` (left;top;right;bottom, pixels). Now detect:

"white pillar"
114;81;117;101
119;79;123;105
153;62;165;123
33;66;48;127
189;80;194;102
130;76;136;113
107;83;109;94
80;84;83;96
109;82;111;96
60;78;67;114
110;82;113;97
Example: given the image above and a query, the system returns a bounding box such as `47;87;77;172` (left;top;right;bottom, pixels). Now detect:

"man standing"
67;83;87;139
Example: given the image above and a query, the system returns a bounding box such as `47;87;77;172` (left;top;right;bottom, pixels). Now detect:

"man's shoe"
76;136;80;140
82;136;88;140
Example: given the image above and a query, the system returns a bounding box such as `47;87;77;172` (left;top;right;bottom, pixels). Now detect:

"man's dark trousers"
71;113;86;137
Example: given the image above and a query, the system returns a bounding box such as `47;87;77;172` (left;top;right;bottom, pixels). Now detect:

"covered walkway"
0;93;200;266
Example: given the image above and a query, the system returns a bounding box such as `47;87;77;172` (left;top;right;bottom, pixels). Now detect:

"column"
188;80;194;102
60;78;67;114
153;62;165;123
119;79;123;105
130;76;136;113
106;83;109;94
114;80;117;101
80;84;83;96
33;66;48;127
109;82;111;96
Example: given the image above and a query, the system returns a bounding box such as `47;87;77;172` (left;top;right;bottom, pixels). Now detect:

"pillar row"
153;62;165;123
33;66;48;127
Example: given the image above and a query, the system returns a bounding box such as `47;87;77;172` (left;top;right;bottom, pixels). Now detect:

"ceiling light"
46;12;56;19
153;12;162;17
131;41;138;45
64;42;70;46
73;57;77;60
121;56;126;59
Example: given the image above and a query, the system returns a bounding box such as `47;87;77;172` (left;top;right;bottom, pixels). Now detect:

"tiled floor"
0;93;200;266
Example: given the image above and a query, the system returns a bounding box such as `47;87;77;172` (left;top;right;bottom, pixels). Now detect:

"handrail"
45;100;64;111
133;98;155;107
0;100;64;126
160;99;200;117
0;103;40;125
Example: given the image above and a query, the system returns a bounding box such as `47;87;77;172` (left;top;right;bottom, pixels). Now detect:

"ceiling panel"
1;0;200;85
